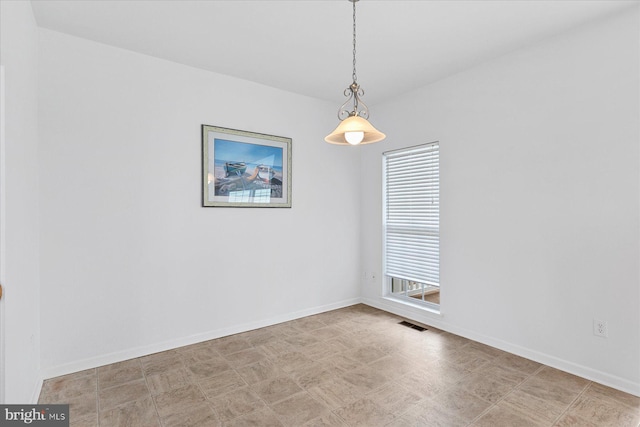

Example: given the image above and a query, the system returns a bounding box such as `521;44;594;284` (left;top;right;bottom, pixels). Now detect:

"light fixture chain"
352;0;357;84
325;0;385;145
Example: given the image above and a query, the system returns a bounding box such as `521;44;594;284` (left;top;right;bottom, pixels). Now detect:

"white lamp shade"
325;115;386;145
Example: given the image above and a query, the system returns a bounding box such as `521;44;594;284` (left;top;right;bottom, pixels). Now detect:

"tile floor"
38;304;640;427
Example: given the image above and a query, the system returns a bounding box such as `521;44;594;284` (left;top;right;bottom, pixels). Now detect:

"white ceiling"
30;0;638;105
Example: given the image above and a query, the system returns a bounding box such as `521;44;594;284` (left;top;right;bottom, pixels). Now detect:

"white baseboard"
29;375;43;404
40;298;362;381
361;296;640;397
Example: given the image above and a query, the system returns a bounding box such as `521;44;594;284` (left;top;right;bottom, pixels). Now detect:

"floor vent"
399;320;427;332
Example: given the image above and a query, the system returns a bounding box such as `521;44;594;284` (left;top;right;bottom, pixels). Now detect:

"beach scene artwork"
202;124;291;207
208;138;284;203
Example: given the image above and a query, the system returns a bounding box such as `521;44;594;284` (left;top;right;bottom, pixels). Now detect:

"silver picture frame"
202;125;292;208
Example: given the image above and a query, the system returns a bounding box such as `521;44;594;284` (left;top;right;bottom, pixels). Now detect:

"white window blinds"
384;142;439;285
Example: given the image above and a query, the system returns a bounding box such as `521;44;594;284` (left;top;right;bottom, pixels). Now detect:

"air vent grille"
399;320;427;332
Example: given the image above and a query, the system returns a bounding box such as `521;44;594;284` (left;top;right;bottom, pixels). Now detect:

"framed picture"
202;125;292;207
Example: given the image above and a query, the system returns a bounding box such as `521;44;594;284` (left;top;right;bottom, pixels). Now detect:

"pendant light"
325;0;385;146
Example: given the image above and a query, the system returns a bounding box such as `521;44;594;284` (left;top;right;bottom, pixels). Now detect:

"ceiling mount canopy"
325;0;385;146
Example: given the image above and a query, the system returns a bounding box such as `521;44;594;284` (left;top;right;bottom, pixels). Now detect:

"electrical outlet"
593;319;608;338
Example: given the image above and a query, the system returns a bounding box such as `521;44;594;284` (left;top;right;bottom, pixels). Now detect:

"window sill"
383;295;442;316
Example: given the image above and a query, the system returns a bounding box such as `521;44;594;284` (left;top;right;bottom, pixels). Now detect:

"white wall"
0;1;42;403
361;7;640;395
38;29;362;375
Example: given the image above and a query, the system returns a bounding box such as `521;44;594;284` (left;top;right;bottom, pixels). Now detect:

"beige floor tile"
240;329;278;347
300;340;348;361
235;359;284;385
422;358;474;382
272;351;315;374
287;361;335;390
153;384;206;418
367;355;414;379
340;366;390;394
553;413;599;427
344;344;389;364
466;341;508;358
532;366;590;394
210;336;253;355
160;402;220;427
98;359;144;390
303;412;348;427
224;407;284;427
390;398;468;427
368;338;401;356
266;323;306;338
252;376;304;404
397;341;440;362
493;352;543;375
146;367;193;396
185;357;232;380
455;371;519;404
70;414;99;427
41;375;96;402
501;388;570;423
282;333;321;349
366;381;424;416
478;362;532;384
517;376;584;407
180;346;221;365
139;351;184;376
208;386;265;423
328;332;366;349
198;369;247;399
307;325;348;342
38;393;53;404
42;369;96;395
270;392;329;426
583;381;640;410
306;377;362;410
99;396;160;427
564;393;640;427
259;339;297;358
446;349;492;372
334;397;397;427
429;333;471;352
471;402;548;427
428;388;492;422
393;367;455;398
66;393;99;423
99;379;150;412
320;353;362;375
224;347;267;368
290;317;328;331
344;331;380;347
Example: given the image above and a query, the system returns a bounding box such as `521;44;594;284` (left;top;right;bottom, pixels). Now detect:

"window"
383;142;440;308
